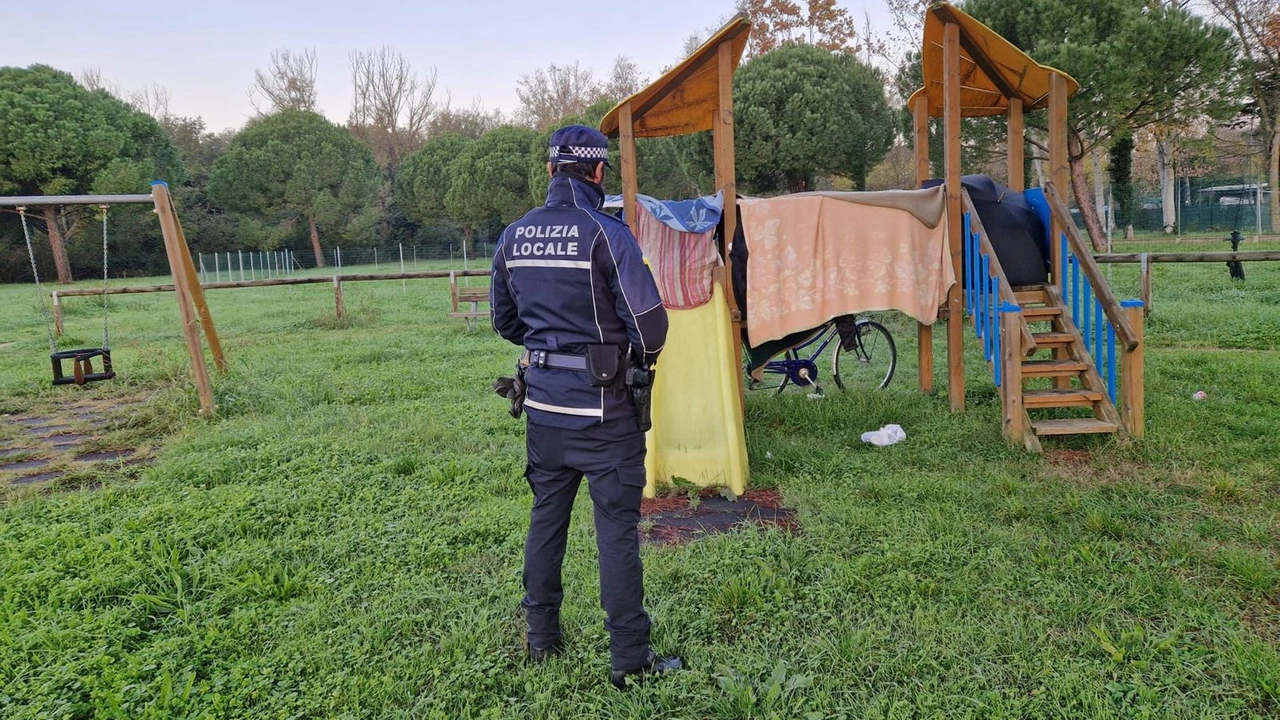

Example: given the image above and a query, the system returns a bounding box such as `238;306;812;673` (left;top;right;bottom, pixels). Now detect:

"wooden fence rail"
51;269;491;334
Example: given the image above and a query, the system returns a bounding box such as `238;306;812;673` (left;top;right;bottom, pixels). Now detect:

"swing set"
16;202;115;385
1;183;226;414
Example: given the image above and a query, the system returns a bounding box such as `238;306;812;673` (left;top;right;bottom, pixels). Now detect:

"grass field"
0;258;1277;719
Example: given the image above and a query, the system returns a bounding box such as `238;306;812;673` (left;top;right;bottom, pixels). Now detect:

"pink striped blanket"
634;202;721;309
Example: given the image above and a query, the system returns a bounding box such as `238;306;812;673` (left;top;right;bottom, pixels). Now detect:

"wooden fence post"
1121;299;1145;439
52;292;63;336
1000;302;1024;443
334;276;344;319
1140;253;1152;316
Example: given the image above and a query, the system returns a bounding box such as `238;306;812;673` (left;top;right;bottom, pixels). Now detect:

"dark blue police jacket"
491;174;669;430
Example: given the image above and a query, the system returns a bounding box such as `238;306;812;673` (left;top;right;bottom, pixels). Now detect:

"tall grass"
0;259;1276;718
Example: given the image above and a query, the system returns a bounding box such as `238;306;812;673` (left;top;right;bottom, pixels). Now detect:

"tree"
428;96;503;139
1108;132;1135;231
347;47;438;242
736;0;860;57
883;0;932;66
601;56;647;104
397;133;473;226
731;44;893;193
515;62;601;130
250;49;319;114
208;110;378;266
965;0;1238;249
160;116;240;253
1205;0;1280;235
348;47;437;169
0;65;184;283
445;126;539;256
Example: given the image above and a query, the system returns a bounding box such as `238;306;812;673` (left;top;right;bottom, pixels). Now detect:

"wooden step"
1014;289;1048;305
1030;332;1074;348
1031;418;1119;436
1022;306;1062;321
1023;388;1103;408
1021;359;1088;377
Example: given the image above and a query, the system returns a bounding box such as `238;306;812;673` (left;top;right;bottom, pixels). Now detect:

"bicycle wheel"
832;319;897;391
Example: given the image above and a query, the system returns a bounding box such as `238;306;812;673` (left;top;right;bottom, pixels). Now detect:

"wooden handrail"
961;190;1038;355
1042;182;1139;352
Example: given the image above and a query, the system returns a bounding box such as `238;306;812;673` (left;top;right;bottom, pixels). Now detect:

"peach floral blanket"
738;187;954;345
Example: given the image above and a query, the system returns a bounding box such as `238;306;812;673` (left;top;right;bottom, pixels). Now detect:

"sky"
0;1;902;133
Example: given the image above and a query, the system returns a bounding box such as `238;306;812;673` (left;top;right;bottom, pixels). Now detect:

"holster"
626;364;654;432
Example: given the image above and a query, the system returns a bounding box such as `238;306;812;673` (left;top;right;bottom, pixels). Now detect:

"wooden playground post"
943;19;965;412
152;183;217;415
715;40;746;414
1000;303;1025;443
619;101;639;238
1121;301;1145;439
1007;98;1024;192
1048;74;1069;294
913;93;934;394
1048;74;1071;390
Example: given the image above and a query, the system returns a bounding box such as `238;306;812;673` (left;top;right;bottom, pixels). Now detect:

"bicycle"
744;315;897;395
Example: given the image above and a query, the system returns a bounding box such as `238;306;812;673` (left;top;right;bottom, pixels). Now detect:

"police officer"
490;124;682;688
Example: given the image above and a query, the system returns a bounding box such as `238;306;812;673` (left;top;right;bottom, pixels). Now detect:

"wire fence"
195;242;495;284
1074;184;1278;246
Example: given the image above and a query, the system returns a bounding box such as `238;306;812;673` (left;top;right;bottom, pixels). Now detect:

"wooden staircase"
1009;283;1123;451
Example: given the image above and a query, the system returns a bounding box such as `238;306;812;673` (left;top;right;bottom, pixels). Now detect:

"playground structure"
600;1;1151;494
907;2;1147;450
1;184;226;415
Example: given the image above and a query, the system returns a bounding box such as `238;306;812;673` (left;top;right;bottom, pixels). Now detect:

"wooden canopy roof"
909;1;1078;118
599;13;751;139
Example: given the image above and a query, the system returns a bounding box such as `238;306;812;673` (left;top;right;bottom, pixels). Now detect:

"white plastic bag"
860;423;907;447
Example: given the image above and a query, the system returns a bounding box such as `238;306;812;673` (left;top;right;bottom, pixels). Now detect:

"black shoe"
527;639;564;663
610;651;684;689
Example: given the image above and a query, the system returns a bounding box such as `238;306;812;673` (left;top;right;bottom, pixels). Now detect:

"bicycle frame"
759;324;839;389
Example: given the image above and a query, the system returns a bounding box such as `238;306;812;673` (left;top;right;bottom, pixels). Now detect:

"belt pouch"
585;344;621;387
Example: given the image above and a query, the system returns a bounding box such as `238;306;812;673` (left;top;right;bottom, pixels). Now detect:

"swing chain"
100;204;110;350
16;206;58;354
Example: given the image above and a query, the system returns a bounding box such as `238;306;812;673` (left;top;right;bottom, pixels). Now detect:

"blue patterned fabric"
604;192;724;233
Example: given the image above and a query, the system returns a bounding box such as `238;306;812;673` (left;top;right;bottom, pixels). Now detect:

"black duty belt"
520;349;587;371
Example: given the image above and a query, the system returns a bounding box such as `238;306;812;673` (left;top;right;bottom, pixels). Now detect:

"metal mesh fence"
1075;182;1278;247
195;242;495;283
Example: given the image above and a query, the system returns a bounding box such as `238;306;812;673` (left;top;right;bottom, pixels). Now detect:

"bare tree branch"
515;62;600;130
428;91;503;139
348;46;438;167
128;83;171;120
250;48;319;115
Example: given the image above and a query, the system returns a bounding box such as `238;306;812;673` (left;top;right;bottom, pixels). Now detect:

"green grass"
0;259;1277;718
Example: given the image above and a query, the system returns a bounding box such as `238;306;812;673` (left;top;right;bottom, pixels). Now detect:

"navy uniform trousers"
522;416;650;670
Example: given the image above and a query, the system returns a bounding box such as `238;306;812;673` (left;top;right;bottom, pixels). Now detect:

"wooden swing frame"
1;183;226;414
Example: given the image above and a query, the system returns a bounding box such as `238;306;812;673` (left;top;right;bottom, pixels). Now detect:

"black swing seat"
50;348;115;386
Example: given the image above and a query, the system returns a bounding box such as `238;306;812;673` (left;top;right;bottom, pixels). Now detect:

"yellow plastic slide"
644;282;749;498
